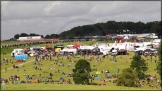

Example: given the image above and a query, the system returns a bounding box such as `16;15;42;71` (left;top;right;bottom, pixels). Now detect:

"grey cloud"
1;1;161;40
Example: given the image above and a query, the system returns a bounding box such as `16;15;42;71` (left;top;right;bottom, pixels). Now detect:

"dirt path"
1;59;35;72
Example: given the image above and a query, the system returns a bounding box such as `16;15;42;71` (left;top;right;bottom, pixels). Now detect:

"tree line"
13;20;161;40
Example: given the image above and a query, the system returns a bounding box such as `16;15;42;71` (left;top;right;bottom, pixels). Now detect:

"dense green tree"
73;59;91;85
40;35;44;38
59;21;161;39
155;21;161;36
14;34;19;39
9;38;16;41
29;33;39;36
130;55;148;79
45;35;50;38
48;34;59;38
19;33;28;37
117;68;137;87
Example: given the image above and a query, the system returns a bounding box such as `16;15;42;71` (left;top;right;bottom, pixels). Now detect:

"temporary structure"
32;46;41;50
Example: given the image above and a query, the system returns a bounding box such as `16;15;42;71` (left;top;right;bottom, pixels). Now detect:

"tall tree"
14;34;19;39
130;55;148;79
155;21;161;37
19;33;28;37
45;35;50;38
117;68;137;87
40;35;44;38
73;59;91;85
29;33;39;36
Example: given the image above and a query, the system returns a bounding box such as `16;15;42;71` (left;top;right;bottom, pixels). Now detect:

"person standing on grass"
125;60;128;63
150;55;152;62
17;67;19;71
5;68;7;71
1;80;6;90
23;59;25;63
117;69;120;74
120;55;122;59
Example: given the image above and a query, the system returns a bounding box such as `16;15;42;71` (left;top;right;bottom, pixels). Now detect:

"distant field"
1;38;154;46
1;41;161;90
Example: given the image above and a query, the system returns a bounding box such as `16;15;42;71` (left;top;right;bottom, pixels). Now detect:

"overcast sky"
1;1;161;40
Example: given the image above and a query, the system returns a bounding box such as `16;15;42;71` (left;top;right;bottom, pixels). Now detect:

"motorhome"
11;49;24;57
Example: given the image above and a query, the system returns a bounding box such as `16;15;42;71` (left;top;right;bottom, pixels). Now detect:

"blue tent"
32;46;41;50
96;76;100;80
14;54;28;60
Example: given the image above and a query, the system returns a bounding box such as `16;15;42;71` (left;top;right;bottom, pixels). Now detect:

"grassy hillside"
1;41;161;90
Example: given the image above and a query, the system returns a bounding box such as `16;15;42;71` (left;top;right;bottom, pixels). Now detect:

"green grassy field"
3;84;160;90
1;41;161;90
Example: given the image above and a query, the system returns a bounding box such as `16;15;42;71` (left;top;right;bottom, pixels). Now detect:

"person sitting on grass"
59;77;64;81
5;68;7;71
61;72;66;75
13;64;15;68
49;67;54;70
66;73;72;77
67;79;72;84
68;64;71;68
58;69;60;73
35;66;37;70
50;73;53;76
51;63;54;65
20;80;25;84
59;62;64;66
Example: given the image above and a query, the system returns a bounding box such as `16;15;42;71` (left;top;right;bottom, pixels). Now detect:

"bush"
117;68;137;87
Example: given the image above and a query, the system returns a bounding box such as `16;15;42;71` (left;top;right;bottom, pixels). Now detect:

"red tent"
74;44;81;48
17;60;22;62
